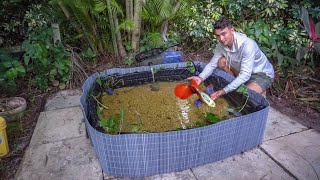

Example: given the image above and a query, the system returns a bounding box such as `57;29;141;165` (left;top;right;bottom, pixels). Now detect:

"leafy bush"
0;0;47;47
296;7;320;68
174;0;319;69
22;27;71;91
174;0;221;48
24;4;60;32
0;50;26;92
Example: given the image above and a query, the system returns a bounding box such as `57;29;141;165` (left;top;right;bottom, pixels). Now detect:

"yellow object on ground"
0;116;9;157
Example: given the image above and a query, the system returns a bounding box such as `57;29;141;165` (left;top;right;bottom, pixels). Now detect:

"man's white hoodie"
199;32;274;93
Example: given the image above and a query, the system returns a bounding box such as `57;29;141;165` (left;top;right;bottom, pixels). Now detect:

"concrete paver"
45;89;81;111
105;170;197;180
29;107;85;146
264;108;308;141
15;90;320;180
261;129;320;180
16;136;102;180
191;148;294;180
15;91;102;180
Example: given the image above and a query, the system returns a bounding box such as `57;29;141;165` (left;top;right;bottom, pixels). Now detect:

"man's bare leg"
218;57;266;96
217;57;239;76
246;81;266;97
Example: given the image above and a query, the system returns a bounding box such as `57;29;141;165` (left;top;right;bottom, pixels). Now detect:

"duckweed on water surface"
100;81;232;133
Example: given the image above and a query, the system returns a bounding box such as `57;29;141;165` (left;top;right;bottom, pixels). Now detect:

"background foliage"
0;0;319;94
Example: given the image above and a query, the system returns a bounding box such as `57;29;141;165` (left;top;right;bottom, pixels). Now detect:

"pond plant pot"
80;62;269;178
0;97;27;122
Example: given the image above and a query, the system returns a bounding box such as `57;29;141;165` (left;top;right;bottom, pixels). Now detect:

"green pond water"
100;81;233;133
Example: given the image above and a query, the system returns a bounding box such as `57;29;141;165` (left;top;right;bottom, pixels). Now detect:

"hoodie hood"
222;32;248;53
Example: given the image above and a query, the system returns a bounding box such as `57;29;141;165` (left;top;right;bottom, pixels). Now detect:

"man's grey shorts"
248;72;273;91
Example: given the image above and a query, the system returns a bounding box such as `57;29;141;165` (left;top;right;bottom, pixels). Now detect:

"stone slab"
103;169;197;180
143;170;196;180
191;148;294;180
29;106;85;146
264;108;308;141
261;129;320;180
45;89;82;111
16;136;102;180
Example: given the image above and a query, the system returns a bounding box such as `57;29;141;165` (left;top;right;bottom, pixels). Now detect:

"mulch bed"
268;95;320;131
0;93;48;180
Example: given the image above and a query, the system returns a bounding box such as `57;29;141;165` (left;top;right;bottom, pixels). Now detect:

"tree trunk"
114;13;127;58
172;0;183;16
106;0;119;57
132;0;143;53
58;1;70;18
160;0;182;42
160;20;168;41
126;0;134;42
52;23;61;45
58;1;98;54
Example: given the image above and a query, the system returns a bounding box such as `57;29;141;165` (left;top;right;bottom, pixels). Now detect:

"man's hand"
187;76;202;85
210;90;226;100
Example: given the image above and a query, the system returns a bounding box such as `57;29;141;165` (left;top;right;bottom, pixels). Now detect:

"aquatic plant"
97;107;117;134
128;114;143;133
95;74;124;94
205;112;220;124
236;85;249;112
97;107;124;135
186;61;196;74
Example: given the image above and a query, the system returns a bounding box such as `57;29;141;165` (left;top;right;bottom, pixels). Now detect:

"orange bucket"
174;80;199;99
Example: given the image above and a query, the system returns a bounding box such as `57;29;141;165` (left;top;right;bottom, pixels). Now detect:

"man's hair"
214;16;233;30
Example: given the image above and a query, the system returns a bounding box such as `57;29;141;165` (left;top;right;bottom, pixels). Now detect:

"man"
188;16;274;100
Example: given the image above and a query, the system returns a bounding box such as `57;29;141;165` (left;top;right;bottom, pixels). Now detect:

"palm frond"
145;32;165;48
117;19;135;31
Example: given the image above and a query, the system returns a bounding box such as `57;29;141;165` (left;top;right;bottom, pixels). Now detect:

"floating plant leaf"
97;107;108;128
194;121;206;127
97;107;119;134
186;61;196;74
236;85;249;113
129;115;142;133
96;76;102;86
205;112;220;124
236;85;249;96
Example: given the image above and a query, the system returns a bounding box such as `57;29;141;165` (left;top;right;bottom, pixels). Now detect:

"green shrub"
22;27;71;91
0;50;26;92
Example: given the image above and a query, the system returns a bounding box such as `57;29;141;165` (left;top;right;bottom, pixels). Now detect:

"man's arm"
223;41;255;93
199;45;224;81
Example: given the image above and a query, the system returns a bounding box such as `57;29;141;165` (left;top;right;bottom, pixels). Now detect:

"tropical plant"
241;19;299;68
0;50;26;92
95;75;124;94
24;4;61;32
49;0;116;56
98;107;123;134
0;0;30;47
205;112;220;124
296;7;320;68
139;0;193;50
128;114;143;133
176;0;221;40
22;27;71;91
